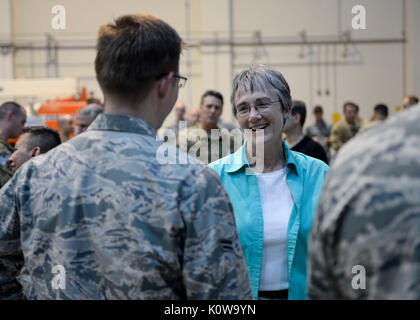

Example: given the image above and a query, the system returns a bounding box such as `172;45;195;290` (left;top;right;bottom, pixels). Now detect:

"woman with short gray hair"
209;65;329;300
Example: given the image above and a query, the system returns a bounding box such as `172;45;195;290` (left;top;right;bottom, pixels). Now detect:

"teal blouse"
208;141;329;299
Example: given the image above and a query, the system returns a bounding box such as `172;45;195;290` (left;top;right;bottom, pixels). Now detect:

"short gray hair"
230;65;292;117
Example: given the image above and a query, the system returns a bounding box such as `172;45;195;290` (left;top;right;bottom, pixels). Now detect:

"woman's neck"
246;139;286;173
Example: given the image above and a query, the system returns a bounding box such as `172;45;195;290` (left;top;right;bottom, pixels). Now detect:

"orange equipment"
37;87;88;133
7;88;89;146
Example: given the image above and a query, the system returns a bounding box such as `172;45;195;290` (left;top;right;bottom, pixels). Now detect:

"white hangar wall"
1;0;419;127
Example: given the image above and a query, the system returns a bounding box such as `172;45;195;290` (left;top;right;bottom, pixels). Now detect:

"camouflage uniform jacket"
330;118;364;152
0;137;13;188
307;105;420;299
59;132;69;143
177;125;239;165
0;113;252;300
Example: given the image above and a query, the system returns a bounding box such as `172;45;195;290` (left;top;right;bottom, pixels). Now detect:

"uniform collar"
225;140;298;174
87;113;156;137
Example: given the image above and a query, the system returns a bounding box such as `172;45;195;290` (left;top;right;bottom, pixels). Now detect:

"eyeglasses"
156;72;187;89
173;74;188;88
235;99;282;118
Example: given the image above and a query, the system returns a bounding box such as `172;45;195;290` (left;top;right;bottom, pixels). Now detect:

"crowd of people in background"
159;93;414;167
0;13;419;300
0;102;104;189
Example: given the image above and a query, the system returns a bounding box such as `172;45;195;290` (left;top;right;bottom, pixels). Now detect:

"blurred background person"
162;102;186;137
0;101;26;188
74;103;104;135
371;103;389;122
173;102;186;123
283;100;329;164
304;105;331;154
402;95;419;110
209;65;329;300
178;90;234;163
8;126;61;174
185;107;200;127
308;104;420;299
87;91;102;105
359;103;389;133
158;102;188;144
330;102;364;153
218;117;237;131
57;114;74;142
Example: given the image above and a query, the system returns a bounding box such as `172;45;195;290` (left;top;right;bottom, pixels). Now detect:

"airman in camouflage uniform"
177;90;240;164
0;14;252;300
330;102;365;152
0;101;27;187
0;136;13;187
0;113;252;300
177;125;237;164
307;104;420;299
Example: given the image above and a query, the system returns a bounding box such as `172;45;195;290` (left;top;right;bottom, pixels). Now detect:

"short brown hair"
343;101;359;113
200;90;224;106
95;14;182;101
313;105;323;114
292;100;307;127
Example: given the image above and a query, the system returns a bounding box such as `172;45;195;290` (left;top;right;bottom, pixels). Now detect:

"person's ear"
157;72;175;99
31;147;41;158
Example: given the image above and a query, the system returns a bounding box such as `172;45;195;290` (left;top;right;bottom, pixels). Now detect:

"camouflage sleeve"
0;178;24;300
306;195;338;300
0;150;11;167
329;125;343;152
0;150;12;188
0;166;12;189
179;167;253;300
311;182;420;300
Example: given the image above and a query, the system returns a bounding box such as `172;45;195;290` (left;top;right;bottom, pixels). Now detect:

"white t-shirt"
256;168;294;291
